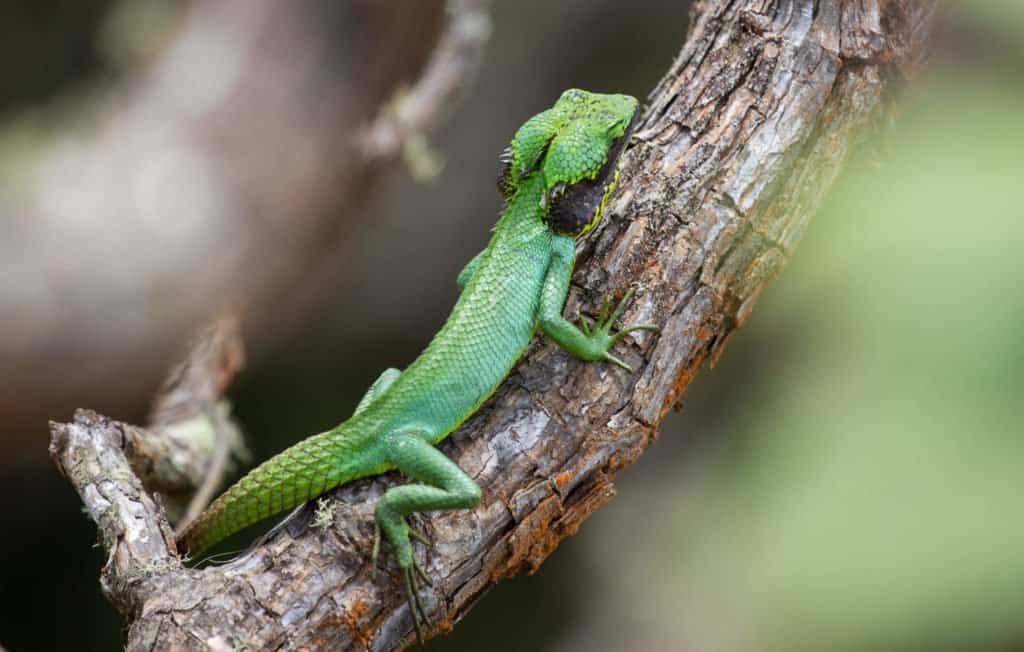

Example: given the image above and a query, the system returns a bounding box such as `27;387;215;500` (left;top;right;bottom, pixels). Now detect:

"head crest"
496;89;639;235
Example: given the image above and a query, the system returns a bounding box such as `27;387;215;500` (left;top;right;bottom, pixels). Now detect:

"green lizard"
177;88;656;640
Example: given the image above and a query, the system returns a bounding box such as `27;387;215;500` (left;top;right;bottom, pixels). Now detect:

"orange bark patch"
493;470;620;582
341;596;373;650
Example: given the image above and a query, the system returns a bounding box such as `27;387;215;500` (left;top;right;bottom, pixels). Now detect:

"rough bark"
49;1;935;650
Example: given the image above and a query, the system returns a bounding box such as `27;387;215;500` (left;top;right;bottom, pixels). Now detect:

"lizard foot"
371;515;434;646
579;288;660;372
402;553;434;646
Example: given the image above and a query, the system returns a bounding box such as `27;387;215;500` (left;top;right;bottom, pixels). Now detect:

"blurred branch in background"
145;314;249;526
0;0;477;450
48;1;936;649
361;0;493;180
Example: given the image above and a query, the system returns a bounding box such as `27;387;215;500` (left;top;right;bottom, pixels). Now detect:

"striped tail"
177;428;353;556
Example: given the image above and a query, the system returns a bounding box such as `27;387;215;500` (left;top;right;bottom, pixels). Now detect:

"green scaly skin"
177;89;657;640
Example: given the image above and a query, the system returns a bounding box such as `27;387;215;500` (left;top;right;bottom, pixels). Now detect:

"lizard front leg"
374;429;482;643
353;367;401;416
456;249;486;292
538;236;658;372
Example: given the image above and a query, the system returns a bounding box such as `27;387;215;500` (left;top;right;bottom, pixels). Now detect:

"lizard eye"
497;146;514;198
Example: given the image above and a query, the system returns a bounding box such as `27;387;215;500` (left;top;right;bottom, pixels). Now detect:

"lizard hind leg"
373;429;482;644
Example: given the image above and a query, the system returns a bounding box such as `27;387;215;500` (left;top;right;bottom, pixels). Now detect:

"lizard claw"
602;352;634;373
413;556;434;586
579;315;593;336
403;565;428;646
407;522;430;545
370;520;382;581
611;322;660;344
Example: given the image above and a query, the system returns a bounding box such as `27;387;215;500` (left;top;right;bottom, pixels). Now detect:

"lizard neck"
493;174;548;238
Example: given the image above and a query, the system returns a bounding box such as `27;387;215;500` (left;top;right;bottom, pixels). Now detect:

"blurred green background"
1;2;1022;651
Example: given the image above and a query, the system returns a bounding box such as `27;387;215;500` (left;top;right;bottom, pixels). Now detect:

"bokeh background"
1;1;1022;650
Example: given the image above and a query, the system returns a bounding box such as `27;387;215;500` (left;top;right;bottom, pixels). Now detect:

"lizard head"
498;89;639;237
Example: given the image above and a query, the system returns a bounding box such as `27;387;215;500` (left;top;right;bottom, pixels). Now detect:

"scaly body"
178;89;656;638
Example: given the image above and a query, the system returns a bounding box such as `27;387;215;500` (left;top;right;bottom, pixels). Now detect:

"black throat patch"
542;113;637;236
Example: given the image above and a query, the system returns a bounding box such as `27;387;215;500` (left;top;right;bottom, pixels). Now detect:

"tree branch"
49;1;935;649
